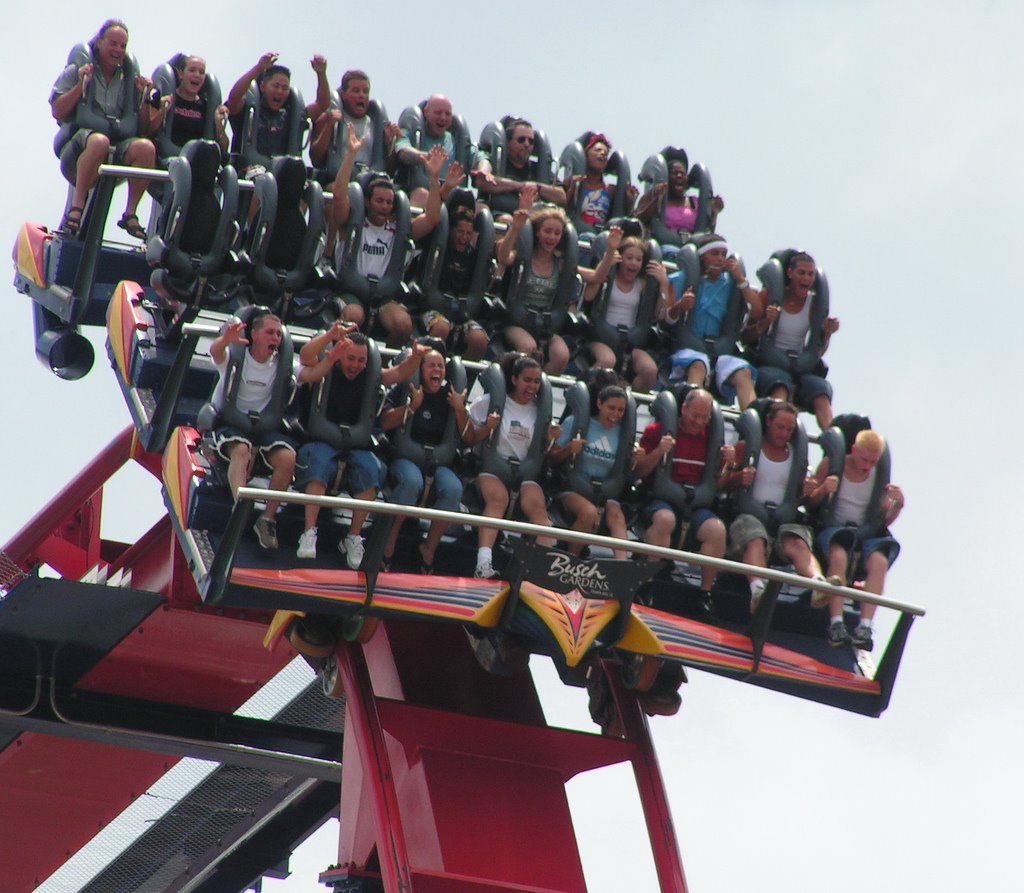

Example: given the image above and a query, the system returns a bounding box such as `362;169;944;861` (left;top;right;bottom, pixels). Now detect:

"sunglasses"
514;135;534;145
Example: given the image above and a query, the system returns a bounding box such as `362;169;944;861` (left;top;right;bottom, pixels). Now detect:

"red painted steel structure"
1;425;691;892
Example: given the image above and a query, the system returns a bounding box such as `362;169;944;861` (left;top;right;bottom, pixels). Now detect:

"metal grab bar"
235;486;925;617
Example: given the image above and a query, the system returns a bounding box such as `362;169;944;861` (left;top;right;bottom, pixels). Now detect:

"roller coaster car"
155;414;916;719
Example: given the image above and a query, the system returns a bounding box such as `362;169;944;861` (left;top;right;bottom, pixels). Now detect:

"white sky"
3;2;1022;891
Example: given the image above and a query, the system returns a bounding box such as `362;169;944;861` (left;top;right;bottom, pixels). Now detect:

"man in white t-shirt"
332;122;446;345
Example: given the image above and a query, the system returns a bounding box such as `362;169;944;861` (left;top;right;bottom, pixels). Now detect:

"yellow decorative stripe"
15;224;47;288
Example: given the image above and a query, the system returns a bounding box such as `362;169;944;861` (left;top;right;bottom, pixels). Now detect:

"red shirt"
640;421;710;486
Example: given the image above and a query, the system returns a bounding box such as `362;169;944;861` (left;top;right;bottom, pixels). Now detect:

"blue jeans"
389;458;462;511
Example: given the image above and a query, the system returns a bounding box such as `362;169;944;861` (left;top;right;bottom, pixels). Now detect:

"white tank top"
605;279;642;327
774;295;813;352
751;452;791;505
833;466;876;525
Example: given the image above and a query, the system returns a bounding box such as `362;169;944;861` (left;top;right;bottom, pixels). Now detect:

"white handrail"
235;486;925;617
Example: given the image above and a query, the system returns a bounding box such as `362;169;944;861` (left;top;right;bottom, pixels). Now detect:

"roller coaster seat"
558;132;632;234
816;414;892;541
243;156;329;318
646;389;725;519
147;140;240;306
557;380;638;506
476;116;554;216
586;224;662;355
196;306;296;441
732;404;809;533
473;360;553;488
230;83;307;174
316;97;389;183
504;217;580;339
53;41;144;182
395;102;474;195
638;146;715;246
302;335;382;455
669;241;748;360
754;248;831;378
413;190;494;324
149;58;224;167
386;353;467;473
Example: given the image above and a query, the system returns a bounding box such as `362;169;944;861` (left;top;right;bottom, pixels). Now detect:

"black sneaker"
851;624;874;652
827;620;850;647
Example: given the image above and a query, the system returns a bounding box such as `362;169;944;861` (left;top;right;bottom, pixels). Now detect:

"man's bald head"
424;94;453;137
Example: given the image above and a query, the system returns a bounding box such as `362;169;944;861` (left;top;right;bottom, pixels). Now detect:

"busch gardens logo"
509;541;661;602
546;553;611;595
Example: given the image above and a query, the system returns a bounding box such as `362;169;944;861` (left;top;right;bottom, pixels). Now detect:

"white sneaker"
750;578;766;613
297;528;318;560
340;534;365;569
474;557;499;579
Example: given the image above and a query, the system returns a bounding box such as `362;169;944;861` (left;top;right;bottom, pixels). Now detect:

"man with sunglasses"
472;118;565;217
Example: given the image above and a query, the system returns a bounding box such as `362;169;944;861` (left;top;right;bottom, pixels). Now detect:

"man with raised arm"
293;325;430;566
807;428;904;651
332;124;448;345
225;51;331;177
207;312;315;551
393;94;464;205
309;67;401;174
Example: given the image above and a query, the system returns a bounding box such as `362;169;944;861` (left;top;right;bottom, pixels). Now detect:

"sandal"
116;212;147;240
418;544;435;576
60;206;84;235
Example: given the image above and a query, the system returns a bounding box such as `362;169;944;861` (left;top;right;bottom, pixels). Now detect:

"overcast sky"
4;2;1022;891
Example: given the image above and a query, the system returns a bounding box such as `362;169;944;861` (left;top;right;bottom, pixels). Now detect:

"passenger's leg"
644;507;676;550
544;335;570;375
421;466;462;566
503;326;539;357
560;492;599;554
73;133;112;212
462;323;490;361
604;500;629;560
812;393;833;432
476;474;510;550
727;367;757;410
859;550;890;622
263;445;296;520
694;515;726;592
223;441;253;501
686;360;708;387
520;481;555;547
588;341;617;371
122;138;156;220
384;458;424;559
779;534;823;580
378;301;413;347
631;349;658;393
339;299;366;328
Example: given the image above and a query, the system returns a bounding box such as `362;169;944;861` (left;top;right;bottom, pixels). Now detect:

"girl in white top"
581;229;670;392
465;354;559;579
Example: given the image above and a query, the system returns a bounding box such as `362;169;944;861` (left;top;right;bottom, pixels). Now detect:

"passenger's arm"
805;458;838;506
381;342;430;387
309;107;339;167
379;386;413;432
306;55;331;121
882;484;904;526
410;146;445;240
226;52;276;116
496;187;535;267
331;123;367;228
634;433;675;479
634;182;665;224
298;321;355;367
50;64;91;122
209;321;248;366
820;316;840;356
582;226;623;304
